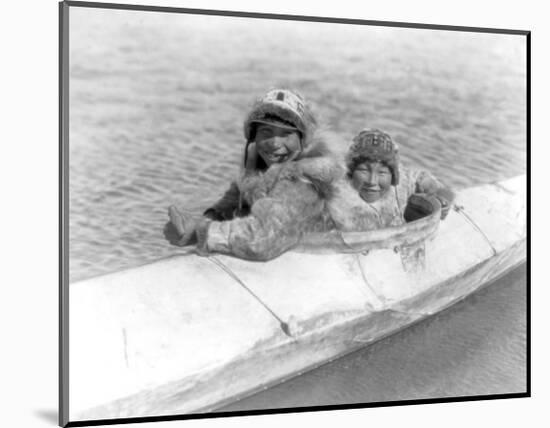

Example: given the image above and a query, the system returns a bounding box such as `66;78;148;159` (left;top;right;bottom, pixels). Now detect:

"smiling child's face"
351;160;393;203
254;123;302;166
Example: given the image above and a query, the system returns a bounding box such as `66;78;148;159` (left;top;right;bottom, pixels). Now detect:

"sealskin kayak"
68;174;526;421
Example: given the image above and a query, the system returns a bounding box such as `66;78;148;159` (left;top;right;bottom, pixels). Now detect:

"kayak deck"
69;175;526;421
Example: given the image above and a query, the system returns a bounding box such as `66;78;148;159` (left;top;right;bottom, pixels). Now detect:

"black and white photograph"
57;1;530;426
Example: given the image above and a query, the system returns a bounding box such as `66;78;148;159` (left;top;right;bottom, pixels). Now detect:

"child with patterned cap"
328;128;455;231
164;88;343;261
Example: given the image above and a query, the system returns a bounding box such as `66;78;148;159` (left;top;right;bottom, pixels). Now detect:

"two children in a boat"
164;88;455;260
165;88;339;260
328;128;454;232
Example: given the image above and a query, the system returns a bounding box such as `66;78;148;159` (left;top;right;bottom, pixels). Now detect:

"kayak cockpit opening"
296;195;442;254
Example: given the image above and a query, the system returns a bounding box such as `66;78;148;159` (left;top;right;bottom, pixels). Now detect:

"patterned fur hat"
243;89;318;147
346;128;400;185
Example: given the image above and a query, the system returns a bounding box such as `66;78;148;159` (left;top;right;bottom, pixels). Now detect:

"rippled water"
67;8;527;409
68;9;526;282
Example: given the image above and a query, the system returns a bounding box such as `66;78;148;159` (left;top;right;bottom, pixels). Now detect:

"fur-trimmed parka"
328;166;453;231
196;133;344;261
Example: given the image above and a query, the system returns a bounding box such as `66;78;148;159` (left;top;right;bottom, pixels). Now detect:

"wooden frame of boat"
67;175;527;422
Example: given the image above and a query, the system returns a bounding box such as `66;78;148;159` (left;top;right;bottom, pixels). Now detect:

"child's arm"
195;180;324;261
203;182;246;221
411;170;455;220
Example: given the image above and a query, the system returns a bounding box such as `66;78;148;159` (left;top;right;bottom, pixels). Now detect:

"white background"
0;0;545;427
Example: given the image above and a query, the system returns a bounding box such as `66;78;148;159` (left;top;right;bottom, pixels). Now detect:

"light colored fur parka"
196;133;344;261
328;166;450;231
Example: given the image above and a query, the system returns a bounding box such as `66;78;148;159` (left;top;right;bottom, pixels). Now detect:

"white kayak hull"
68;175;527;421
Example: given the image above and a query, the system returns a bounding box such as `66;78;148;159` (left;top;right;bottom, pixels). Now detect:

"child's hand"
404;193;438;222
165;206;198;246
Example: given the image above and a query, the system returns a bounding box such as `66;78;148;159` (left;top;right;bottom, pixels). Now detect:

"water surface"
68;10;526;281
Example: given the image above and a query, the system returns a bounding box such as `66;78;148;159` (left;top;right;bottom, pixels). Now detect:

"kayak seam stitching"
354;253;387;309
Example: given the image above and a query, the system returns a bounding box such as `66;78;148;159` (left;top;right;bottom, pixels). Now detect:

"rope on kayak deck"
454;205;498;256
208;256;294;338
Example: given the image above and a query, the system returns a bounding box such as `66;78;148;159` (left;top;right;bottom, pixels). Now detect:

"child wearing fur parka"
328;128;455;231
165;89;343;261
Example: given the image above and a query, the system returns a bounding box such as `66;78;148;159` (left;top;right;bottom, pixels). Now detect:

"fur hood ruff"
237;131;346;205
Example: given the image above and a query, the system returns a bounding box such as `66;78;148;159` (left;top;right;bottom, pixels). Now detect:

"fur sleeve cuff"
196;221;231;255
195;221;210;255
